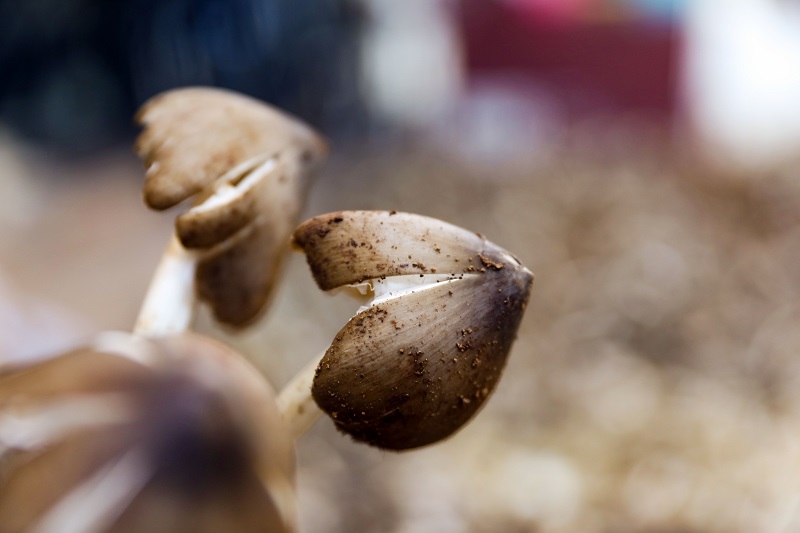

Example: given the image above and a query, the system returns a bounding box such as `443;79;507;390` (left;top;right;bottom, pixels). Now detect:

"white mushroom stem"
277;356;324;441
133;236;198;337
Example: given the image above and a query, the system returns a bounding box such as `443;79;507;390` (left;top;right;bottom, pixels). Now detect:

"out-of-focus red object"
507;0;597;23
458;0;680;123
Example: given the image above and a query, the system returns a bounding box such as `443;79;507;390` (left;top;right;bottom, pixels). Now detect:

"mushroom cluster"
0;88;533;531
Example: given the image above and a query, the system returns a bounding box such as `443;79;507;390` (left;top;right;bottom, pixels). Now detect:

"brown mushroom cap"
292;211;533;450
135;87;326;211
0;332;295;533
134;87;328;326
194;218;289;326
292;210;513;290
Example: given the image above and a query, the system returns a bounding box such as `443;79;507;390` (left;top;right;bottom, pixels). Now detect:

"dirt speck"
478;253;504;270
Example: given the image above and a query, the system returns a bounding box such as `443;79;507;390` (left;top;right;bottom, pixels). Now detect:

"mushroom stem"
133;235;198;337
277;355;324;440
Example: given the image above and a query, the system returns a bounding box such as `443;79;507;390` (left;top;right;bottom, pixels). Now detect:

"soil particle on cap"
478;253;504;270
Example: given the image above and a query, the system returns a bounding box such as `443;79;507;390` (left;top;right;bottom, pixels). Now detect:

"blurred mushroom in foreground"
280;211;533;450
0;332;295;533
134;87;328;331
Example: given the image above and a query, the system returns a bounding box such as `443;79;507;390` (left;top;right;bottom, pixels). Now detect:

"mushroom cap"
135;87;328;326
292;210;514;290
0;332;295;533
292;211;533;450
185;157;311;326
135;87;326;211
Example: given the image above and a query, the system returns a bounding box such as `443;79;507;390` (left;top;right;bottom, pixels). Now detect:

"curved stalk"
277;356;324;441
133;236;197;337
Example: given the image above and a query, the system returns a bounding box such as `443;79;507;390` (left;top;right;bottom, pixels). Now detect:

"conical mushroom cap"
292;211;533;450
0;332;295;533
135;87;328;326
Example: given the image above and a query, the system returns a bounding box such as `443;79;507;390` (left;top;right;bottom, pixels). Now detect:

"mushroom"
0;89;328;529
0;331;295;533
279;210;533;450
133;87;328;332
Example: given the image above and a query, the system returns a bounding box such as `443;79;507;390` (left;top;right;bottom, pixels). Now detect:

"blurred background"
3;0;800;531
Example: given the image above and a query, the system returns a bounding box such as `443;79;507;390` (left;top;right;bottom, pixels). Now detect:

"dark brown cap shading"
134;87;328;327
292;211;534;450
0;332;295;533
194;217;289;326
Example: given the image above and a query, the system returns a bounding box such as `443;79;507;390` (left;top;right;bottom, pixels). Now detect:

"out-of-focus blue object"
0;0;365;154
504;0;687;23
623;0;688;20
